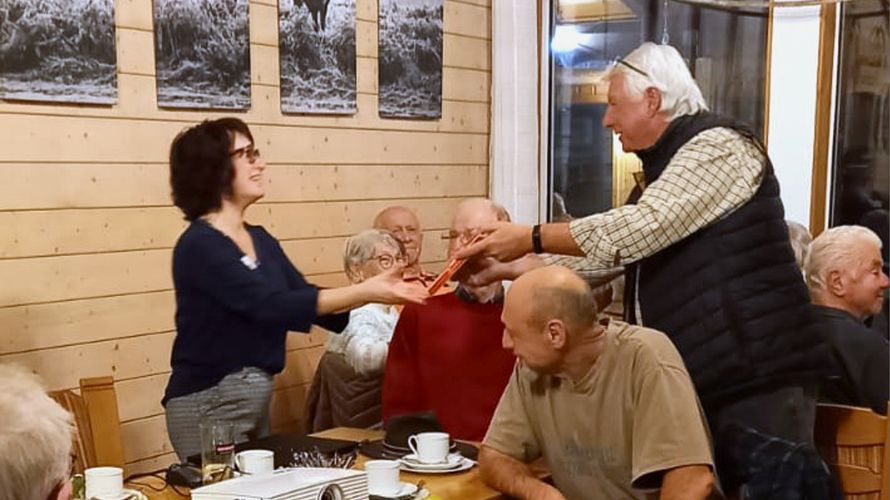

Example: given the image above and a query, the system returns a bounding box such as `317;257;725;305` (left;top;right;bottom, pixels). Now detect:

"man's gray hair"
804;225;883;292
0;364;74;500
786;220;813;270
343;229;404;283
608;42;709;120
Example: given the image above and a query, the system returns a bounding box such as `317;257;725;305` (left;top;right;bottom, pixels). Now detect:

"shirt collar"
455;284;504;304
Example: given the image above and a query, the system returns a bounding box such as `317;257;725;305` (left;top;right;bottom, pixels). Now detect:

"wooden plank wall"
0;0;491;475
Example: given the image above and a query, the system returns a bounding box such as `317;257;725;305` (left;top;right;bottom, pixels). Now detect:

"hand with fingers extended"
359;267;429;305
454;222;534;263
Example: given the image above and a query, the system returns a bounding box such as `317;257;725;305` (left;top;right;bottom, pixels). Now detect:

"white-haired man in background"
0;364;75;500
373;206;437;286
459;42;830;492
805;225;889;414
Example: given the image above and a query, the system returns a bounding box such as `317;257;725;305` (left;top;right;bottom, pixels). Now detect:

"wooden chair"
814;403;889;500
49;376;125;474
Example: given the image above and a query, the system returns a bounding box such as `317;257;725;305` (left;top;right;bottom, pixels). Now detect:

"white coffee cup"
365;459;401;496
235;449;274;475
85;466;123;499
408;431;450;464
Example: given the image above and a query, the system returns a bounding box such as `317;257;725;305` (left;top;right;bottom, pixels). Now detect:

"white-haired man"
0;364;75;500
805;225;889;414
373;206;437;286
458;42;828;491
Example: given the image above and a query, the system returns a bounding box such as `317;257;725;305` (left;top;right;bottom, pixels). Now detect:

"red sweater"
382;291;516;441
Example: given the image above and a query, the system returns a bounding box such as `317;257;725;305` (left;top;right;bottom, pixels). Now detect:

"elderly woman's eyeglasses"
612;57;650;78
372;254;406;269
230;145;261;163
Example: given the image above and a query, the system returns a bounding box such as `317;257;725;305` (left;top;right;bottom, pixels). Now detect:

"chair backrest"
49;376;125;474
814;403;890;500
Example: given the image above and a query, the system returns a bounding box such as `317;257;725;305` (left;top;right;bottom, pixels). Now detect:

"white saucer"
370;481;422;498
92;488;148;500
399;455;475;474
399;453;462;470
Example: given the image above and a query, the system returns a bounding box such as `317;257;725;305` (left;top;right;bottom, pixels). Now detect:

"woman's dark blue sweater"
162;220;348;405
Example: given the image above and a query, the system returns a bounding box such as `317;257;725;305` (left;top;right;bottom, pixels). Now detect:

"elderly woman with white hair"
304;229;407;431
457;41;831;495
805;225;889;414
0;364;75;500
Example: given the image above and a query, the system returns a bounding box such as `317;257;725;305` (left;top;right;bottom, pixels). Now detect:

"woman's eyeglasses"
372;254;406;269
230;145;261;163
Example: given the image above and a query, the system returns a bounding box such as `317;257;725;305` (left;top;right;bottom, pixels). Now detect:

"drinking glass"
200;420;235;484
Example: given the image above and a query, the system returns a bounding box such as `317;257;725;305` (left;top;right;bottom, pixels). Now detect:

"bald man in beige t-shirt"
480;266;716;500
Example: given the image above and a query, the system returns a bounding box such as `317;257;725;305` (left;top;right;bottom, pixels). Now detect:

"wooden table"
126;427;508;499
315;427;506;499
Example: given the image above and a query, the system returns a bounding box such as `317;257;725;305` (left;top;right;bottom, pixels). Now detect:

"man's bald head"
512;266;598;333
449;198;509;253
373;206;423;268
373;206;419;230
450;199;510;299
452;198;507;224
502;266;599;373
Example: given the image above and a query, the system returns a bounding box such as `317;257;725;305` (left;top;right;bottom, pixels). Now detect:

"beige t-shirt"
483;320;714;500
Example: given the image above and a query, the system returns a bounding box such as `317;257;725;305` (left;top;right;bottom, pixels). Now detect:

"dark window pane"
829;0;889;259
547;0;768;221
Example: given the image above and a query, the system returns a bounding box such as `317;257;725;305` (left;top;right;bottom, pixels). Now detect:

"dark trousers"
708;383;819;493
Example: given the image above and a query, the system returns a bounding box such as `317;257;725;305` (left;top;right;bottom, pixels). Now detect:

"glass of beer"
200;420;235;484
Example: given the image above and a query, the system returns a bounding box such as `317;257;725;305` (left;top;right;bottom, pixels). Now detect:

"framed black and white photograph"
0;0;117;104
378;0;443;119
153;0;251;109
279;0;357;114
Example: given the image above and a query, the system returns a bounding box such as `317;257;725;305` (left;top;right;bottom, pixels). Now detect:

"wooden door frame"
809;2;838;236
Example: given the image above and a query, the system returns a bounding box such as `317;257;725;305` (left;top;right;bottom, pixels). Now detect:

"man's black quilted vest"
624;112;828;410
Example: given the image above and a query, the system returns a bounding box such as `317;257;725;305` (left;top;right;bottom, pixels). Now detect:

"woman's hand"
360;267;428;305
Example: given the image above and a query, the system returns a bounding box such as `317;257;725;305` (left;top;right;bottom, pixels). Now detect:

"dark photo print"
153;0;251;109
378;0;443;119
0;0;117;104
279;0;357;114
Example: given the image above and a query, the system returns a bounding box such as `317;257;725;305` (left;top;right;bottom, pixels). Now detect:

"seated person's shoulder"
349;302;392;323
611;321;687;369
820;307;885;346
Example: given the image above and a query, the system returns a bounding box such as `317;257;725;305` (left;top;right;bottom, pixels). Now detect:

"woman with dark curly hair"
163;118;427;461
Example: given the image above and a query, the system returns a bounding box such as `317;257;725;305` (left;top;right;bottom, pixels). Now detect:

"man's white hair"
804;225;883;292
0;364;73;500
786;220;813;270
607;42;709;120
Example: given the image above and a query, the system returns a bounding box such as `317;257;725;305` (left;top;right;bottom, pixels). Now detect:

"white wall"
490;0;541;224
766;5;824;228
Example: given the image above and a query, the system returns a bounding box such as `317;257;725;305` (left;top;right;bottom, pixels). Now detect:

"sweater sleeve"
343;306;393;375
266;228;349;333
382;305;425;421
175;227;319;332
